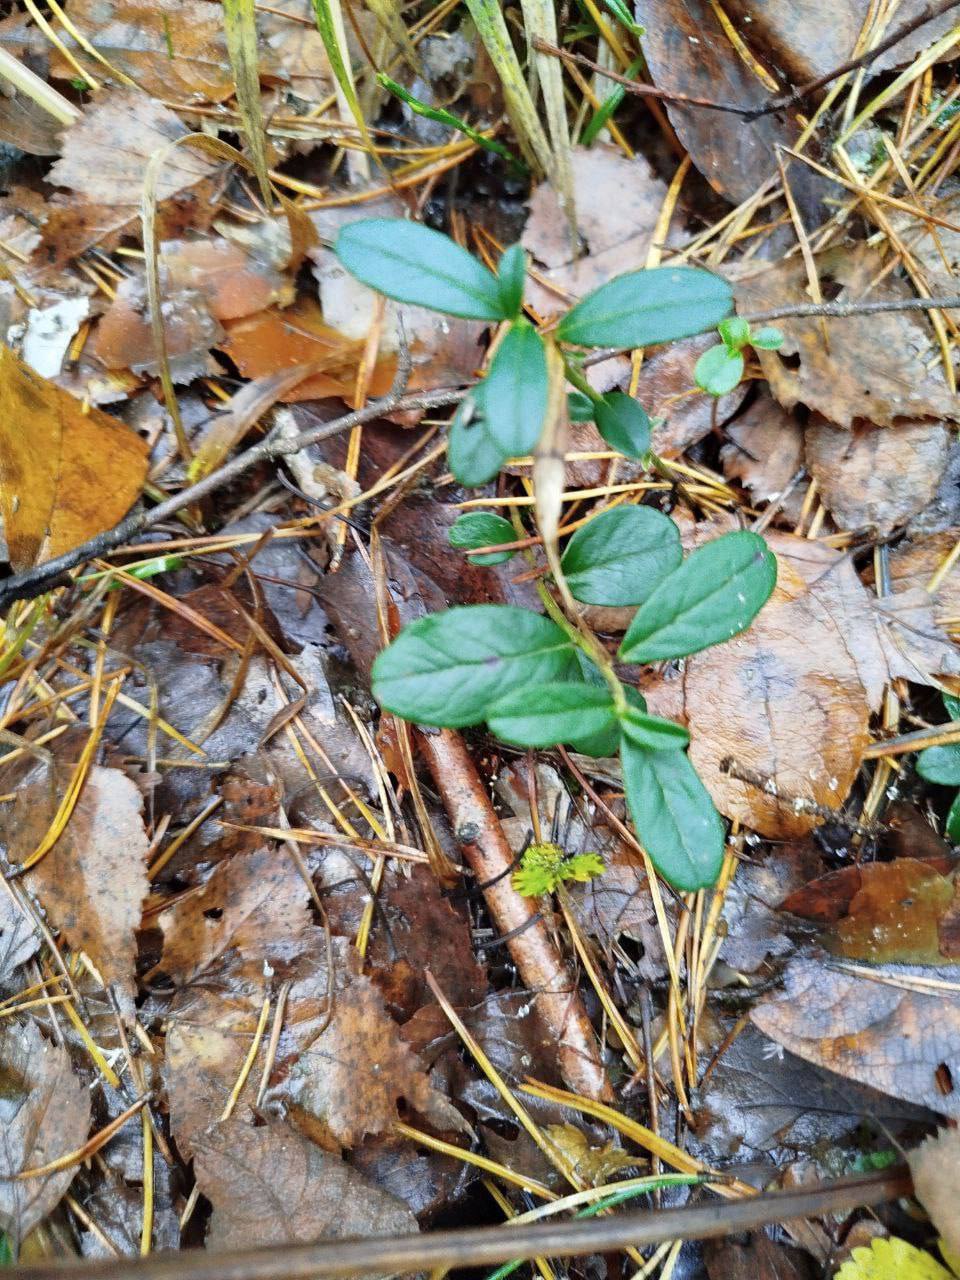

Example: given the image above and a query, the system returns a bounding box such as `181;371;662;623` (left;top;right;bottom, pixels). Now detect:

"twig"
746;0;960;120
16;1168;910;1280
417;726;612;1102
530;38;752;115
746;294;960;323
0;382;466;614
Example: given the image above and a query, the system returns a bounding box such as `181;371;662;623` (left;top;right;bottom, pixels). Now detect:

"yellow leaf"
834;1237;953;1280
0;345;148;570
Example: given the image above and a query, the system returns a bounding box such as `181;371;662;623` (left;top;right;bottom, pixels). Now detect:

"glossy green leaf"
561;506;682;606
620;530;777;663
620;705;689;751
557;265;733;348
448;512;517;565
372;605;576;728
947;791;960;843
750;325;785;350
916;743;960;787
567;390;596;422
482;320;549;456
943;692;960;721
447;388;507;486
694;344;744;397
569;675;645;757
497;243;527;318
335;218;507;320
620;737;725;890
487;681;617;747
594;392;651;458
717;316;750;351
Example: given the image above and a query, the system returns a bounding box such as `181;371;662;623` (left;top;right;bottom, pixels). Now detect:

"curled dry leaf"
752;957;960;1115
0;1021;90;1243
805;416;951;534
907;1126;960;1254
735;248;960;427
0;761;149;1016
284;970;464;1149
194;1119;419;1250
647;529;960;838
0;344;148;570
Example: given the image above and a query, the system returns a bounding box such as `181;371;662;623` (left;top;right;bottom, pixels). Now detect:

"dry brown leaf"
522;144;667;315
153;846;313;986
49;91;216;207
735;248;960;427
648;529;960;838
0;344;148;569
805;416;951;533
752;956;960;1116
907;1127;960;1253
90;275;222;382
633;0;826;216
285;970;463;1149
883;530;960;623
194;1119;419;1249
721;392;804;509
0;890;39;984
159;238;292;320
0;762;149;1014
0;1020;90;1243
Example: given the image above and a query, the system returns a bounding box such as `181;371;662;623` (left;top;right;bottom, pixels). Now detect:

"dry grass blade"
222;0;273;206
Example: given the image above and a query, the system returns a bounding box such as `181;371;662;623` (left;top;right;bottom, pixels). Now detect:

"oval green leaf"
487;681;617;748
561;506;682;606
372;605;576;728
947;791;960;843
694;344;744;397
619;530;777;663
916;743;960;787
717;316;750;351
594;392;651;459
557;265;733;349
335;218;508;320
496;243;526;318
447;388;507;486
448;512;517;565
620;705;689;751
483;319;549;456
620;737;725;890
750;326;785;350
571;684;646;757
567;390;596;422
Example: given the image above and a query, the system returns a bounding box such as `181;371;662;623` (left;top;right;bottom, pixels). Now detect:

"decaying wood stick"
417;727;612;1103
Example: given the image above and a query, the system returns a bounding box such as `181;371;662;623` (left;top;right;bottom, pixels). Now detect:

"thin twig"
0;381;465;613
746;294;960;323
15;1168;910;1280
530;38;752;115
746;0;960;120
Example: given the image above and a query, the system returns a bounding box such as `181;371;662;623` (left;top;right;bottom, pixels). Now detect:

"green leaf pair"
694;316;785;398
916;693;960;843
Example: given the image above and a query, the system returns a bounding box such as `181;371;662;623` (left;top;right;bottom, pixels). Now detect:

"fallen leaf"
194;1119;419;1249
735;247;960;427
705;1232;817;1280
0;1021;90;1244
284;970;463;1149
154;846;313;986
907;1126;960;1254
0;344;148;569
21;297;90;380
0;761;149;1015
521;144;667;315
782;859;960;966
90;274;222;382
633;0;827;217
158;237;293;320
544;1122;635;1184
721;391;804;510
656;528;960;837
883;530;960;624
805;416;951;533
568;837;669;980
718;840;822;973
0;890;39;984
751;956;960;1115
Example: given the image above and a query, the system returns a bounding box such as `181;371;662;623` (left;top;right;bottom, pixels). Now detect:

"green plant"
916;693;960;843
694;316;785;397
334;218;779;891
512;841;606;897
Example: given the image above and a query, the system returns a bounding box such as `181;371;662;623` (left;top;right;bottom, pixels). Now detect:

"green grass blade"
222;0;273;207
312;0;373;179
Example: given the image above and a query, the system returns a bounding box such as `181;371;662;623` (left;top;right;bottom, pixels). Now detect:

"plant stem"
536;580;626;714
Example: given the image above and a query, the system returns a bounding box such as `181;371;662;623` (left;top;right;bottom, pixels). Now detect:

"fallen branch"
746;294;960;323
15;1167;910;1280
747;0;960;120
417;727;612;1102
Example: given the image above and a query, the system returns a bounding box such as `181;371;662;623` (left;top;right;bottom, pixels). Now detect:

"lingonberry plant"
694;316;785;397
334;217;778;891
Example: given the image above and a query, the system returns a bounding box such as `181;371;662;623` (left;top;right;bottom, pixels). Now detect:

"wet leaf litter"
2;1;960;1277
